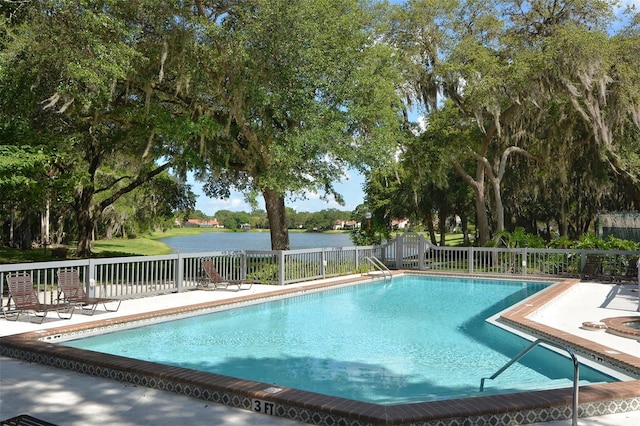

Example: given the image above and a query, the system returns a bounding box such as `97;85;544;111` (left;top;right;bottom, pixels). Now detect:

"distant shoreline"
0;228;354;263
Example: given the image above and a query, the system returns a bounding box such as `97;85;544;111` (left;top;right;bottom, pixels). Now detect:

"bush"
499;229;640;250
494;227;545;248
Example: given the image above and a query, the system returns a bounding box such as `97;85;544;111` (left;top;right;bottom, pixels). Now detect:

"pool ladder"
362;256;392;281
479;338;579;426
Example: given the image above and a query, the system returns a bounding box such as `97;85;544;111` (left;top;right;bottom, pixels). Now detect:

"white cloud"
416;115;428;134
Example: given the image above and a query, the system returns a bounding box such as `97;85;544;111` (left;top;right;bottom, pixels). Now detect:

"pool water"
62;275;615;404
627;320;640;330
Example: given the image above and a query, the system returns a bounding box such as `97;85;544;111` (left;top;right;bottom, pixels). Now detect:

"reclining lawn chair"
57;269;121;315
614;256;639;283
579;254;612;281
199;259;253;291
5;272;74;324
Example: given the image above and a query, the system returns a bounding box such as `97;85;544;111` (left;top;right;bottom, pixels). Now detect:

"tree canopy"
189;0;406;249
369;0;640;245
1;0;638;255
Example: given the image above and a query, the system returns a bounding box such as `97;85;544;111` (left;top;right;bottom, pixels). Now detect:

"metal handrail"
480;338;580;426
362;256;392;280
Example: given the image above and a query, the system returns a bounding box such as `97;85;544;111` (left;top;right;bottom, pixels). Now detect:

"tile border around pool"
1;273;639;425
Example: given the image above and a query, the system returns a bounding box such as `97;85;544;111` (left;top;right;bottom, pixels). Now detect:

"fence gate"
393;232;429;270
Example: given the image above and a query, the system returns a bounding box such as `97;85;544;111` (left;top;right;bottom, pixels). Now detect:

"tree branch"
98;161;172;211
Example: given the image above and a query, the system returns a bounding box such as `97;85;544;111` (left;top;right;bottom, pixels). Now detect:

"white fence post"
176;253;184;292
396;235;403;270
241;252;247;281
278;251;285;285
88;258;96;297
418;235;426;270
321;249;326;278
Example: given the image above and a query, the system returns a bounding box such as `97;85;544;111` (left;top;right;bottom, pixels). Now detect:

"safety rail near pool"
479;338;580;426
362;256;392;280
1;231;639;312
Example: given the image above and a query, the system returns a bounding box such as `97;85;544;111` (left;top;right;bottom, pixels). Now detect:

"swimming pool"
61;275;615;404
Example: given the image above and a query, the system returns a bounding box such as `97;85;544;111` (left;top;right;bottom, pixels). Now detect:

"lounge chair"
199;259;252;291
615;256;639;283
57;269;121;315
579;254;611;281
4;272;74;324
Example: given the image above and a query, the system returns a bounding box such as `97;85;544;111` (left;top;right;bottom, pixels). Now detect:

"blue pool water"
62;275;615;404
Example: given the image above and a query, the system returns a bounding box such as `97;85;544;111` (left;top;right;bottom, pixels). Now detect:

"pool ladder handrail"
362;256;392;281
479;338;579;426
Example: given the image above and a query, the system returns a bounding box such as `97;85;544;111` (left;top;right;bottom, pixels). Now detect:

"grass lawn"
0;228;216;263
92;237;172;256
396;232;469;246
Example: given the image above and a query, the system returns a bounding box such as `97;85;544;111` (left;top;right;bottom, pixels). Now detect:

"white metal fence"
380;232;640;279
0;245;382;312
2;233;639;314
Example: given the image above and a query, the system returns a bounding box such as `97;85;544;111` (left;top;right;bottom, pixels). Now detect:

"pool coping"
601;316;640;340
1;273;639;425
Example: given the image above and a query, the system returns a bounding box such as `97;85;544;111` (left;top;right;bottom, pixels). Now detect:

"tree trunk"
460;213;470;245
558;203;568;237
72;160;172;257
9;209;15;246
41;197;50;245
453;161;490;246
491;175;505;233
74;187;97;258
425;211;437;245
486;146;540;235
18;215;32;250
438;214;447;246
474;189;490;246
263;188;290;250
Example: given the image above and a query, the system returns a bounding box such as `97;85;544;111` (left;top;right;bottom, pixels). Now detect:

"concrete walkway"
1;277;639;425
526;281;640;425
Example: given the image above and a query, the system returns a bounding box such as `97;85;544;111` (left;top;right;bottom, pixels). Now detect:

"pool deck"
1;273;639;425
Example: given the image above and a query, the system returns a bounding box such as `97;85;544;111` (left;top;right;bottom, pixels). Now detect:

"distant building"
392;218;410;230
333;220;359;230
185;218;223;228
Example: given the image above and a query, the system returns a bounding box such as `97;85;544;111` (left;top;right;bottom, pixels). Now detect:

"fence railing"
0;245;381;312
380;232;640;279
1;233;638;314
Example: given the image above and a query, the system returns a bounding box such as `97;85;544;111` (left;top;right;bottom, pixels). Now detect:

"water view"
160;231;353;253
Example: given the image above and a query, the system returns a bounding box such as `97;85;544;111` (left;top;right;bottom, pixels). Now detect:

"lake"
159;231;354;253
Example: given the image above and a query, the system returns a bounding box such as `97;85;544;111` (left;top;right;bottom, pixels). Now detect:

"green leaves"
193;0;404;198
0;145;51;204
